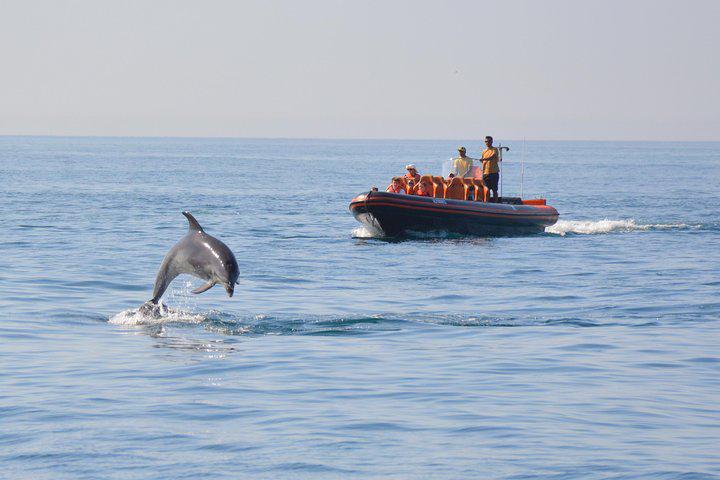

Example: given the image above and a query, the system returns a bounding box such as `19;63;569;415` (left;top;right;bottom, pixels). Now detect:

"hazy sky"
1;0;718;139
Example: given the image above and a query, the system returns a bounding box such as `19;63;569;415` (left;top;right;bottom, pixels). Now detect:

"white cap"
405;164;417;170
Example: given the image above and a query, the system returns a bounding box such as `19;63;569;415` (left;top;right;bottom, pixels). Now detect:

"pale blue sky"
1;0;718;139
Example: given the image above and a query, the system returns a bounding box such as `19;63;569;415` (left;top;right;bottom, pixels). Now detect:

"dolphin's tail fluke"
139;299;162;317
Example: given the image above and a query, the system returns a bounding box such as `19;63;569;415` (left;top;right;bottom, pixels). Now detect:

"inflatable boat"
349;191;559;236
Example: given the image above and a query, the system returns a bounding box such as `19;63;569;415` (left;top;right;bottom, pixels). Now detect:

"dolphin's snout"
225;283;234;297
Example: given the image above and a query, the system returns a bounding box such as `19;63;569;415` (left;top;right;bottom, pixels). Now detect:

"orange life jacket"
444;177;466;200
386;183;406;194
404;172;421;183
416;184;433;197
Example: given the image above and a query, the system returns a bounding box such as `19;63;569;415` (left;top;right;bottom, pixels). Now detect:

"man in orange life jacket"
481;136;500;202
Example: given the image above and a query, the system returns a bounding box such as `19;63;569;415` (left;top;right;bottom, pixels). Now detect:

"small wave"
106;311;657;337
546;219;691;236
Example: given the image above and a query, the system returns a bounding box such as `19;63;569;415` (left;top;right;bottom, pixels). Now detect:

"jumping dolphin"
140;211;239;314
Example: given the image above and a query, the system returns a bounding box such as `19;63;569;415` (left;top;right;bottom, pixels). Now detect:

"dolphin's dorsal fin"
182;211;204;233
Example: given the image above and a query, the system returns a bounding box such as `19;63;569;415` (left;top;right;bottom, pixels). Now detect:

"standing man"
481;136;500;202
452;146;476;178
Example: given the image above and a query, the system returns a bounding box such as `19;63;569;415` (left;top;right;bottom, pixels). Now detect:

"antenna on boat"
498;143;510;200
520;137;526;199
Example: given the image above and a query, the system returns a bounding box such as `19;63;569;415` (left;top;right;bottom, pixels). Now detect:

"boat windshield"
442;159;483;179
442;159;453;177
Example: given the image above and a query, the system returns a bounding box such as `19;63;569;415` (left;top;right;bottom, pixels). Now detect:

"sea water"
1;137;719;479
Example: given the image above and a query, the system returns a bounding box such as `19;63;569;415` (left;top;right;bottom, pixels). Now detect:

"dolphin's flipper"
182;211;204;233
191;281;216;294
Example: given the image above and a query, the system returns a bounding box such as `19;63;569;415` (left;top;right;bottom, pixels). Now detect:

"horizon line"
1;133;719;143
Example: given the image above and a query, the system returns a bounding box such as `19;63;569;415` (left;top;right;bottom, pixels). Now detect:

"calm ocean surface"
1;136;719;479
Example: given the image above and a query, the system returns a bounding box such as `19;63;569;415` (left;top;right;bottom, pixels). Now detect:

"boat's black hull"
349;192;559;237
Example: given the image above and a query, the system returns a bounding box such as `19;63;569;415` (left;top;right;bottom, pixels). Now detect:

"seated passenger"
452;146;476;178
462;178;475;200
432;176;445;198
404;164;421;183
406;179;416;194
386;177;406;194
416;176;434;197
444;176;466;200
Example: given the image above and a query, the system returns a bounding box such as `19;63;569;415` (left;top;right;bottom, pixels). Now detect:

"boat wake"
107;309;681;339
545;219;694;236
353;219;696;239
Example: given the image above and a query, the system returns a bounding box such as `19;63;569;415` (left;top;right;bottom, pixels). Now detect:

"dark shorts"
483;173;499;191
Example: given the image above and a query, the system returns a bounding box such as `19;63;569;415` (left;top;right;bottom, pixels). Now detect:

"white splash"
351;225;384;239
108;304;207;326
109;278;206;326
546;219;690;236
